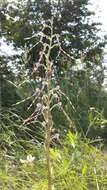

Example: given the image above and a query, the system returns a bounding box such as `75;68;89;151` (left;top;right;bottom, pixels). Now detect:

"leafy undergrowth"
0;132;107;190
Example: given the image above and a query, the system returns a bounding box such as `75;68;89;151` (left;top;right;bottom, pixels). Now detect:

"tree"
0;0;106;77
0;0;107;138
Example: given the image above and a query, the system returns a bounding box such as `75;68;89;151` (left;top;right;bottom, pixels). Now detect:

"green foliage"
1;0;107;138
1;79;21;107
0;0;106;77
0;132;107;189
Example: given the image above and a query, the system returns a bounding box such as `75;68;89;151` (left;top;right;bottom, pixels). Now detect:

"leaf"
50;149;57;160
82;164;88;176
67;131;76;148
50;149;61;161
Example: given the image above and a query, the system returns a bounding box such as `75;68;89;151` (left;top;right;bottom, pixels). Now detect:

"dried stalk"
44;18;53;190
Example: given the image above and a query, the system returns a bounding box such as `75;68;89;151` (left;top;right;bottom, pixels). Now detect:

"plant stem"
46;81;52;190
45;19;53;190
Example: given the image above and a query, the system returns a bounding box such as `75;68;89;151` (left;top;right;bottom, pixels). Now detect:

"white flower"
37;31;44;37
101;125;105;129
38;77;42;82
20;154;35;164
56;85;60;91
58;102;62;107
42;121;46;127
90;107;95;111
52;133;59;140
26;155;35;163
36;103;42;109
42;81;48;86
53;93;58;99
36;88;40;93
42;95;47;102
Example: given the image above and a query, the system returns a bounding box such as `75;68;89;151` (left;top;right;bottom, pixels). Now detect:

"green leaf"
67;131;76;148
50;149;57;160
82;164;88;176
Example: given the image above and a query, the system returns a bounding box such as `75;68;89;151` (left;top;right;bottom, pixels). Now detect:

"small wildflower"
52;133;59;140
36;88;40;93
26;155;35;163
42;81;48;86
42;95;47;102
56;85;60;91
57;102;62;110
42;105;48;111
53;93;58;99
37;31;44;37
38;77;42;82
58;102;62;107
42;121;47;127
90;107;95;111
101;125;105;129
37;103;42;109
20;154;35;164
53;93;60;103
